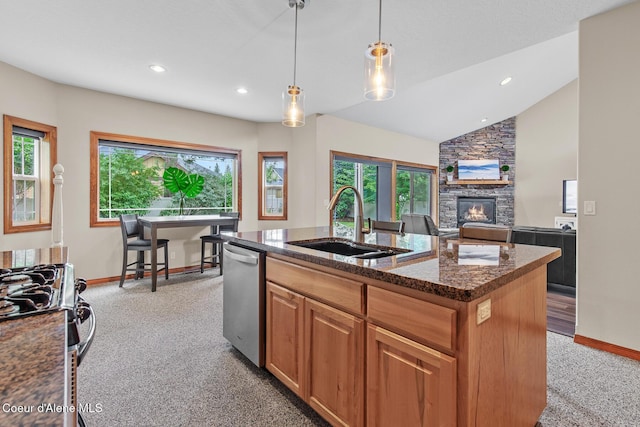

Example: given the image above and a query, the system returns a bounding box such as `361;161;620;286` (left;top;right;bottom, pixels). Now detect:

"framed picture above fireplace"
458;159;500;180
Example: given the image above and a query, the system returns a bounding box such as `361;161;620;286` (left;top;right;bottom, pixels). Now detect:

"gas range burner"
1;273;32;284
0;299;19;316
0;264;62;319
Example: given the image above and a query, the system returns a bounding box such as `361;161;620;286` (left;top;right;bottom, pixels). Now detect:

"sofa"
510;226;576;296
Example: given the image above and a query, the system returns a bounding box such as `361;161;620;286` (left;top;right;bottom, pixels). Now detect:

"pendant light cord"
378;0;382;42
293;3;299;86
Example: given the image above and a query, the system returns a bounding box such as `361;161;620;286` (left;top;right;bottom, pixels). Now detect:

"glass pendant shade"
364;41;395;101
282;85;305;127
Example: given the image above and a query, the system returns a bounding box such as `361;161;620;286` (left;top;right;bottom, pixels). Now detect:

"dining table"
137;214;239;291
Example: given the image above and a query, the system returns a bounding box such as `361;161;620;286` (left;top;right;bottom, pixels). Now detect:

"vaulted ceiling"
0;0;633;141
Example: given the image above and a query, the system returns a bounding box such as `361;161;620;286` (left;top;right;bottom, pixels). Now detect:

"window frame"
3;115;57;234
329;150;437;226
90;131;242;227
258;151;288;221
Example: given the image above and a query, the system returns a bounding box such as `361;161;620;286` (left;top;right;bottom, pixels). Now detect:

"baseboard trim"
85;265;211;286
574;334;640;361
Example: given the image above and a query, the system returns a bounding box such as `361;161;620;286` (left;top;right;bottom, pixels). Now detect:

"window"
3;115;57;234
330;151;436;235
258;152;287;220
90;131;241;227
396;165;433;217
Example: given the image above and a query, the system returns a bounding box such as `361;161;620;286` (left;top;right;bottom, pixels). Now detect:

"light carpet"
77;271;639;426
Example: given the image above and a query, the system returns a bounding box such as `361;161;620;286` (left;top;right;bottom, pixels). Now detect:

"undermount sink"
286;238;411;259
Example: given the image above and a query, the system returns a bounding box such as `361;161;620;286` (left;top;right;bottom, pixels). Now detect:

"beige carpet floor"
77;270;639;426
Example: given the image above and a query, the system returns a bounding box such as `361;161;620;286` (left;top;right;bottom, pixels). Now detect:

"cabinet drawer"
267;257;364;315
367;286;456;352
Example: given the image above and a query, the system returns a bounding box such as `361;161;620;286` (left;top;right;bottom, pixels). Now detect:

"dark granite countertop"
0;311;67;426
223;226;561;302
0;247;71;426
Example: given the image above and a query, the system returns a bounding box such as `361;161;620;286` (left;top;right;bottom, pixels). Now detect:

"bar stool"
200;212;239;274
119;214;169;287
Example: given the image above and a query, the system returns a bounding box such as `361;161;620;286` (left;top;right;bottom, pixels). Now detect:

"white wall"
0;63;59;249
0;62;438;282
256;117;317;230
56;85;262;280
0;63;59;122
1;62;263;280
515;80;578;227
577;1;640;351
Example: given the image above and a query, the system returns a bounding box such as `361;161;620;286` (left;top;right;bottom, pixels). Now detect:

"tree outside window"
396;167;432;218
90;131;241;227
258;152;287;220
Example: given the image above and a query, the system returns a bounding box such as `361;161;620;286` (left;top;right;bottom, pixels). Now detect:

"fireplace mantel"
445;179;511;185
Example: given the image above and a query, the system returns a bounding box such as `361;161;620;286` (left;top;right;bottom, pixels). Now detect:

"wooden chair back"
370;219;405;234
459;223;512;242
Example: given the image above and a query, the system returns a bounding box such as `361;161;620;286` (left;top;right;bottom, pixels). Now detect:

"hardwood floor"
547;291;576;337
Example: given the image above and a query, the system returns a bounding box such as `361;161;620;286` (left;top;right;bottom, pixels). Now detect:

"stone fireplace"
457;197;496;227
438;117;515;229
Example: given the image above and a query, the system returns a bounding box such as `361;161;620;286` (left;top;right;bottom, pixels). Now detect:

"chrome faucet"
327;185;370;242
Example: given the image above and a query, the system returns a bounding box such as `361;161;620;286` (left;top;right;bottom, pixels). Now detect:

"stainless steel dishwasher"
222;242;265;367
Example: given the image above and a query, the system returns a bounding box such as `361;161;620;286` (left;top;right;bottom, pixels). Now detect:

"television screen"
563;179;577;214
458;159;500;180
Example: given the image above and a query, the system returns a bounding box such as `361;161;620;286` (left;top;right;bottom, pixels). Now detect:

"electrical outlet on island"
477;299;491;325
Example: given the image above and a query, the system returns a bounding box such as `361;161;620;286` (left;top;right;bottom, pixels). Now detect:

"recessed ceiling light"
236;87;248;95
481;118;488;123
149;64;166;73
500;76;512;86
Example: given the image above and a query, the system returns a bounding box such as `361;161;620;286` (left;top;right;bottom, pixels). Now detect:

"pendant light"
282;0;306;127
364;0;395;101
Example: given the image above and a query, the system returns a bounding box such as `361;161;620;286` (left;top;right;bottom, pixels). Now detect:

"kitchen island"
223;227;560;427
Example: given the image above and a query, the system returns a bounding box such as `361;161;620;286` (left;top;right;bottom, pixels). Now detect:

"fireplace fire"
457;197;496;227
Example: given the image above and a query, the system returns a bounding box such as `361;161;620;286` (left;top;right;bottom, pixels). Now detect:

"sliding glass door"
396;166;433;218
331;152;436;236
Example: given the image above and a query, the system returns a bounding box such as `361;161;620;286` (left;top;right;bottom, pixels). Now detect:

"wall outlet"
170;251;176;260
477;299;491;325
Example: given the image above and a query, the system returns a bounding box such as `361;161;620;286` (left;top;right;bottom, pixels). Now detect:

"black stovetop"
0;264;65;320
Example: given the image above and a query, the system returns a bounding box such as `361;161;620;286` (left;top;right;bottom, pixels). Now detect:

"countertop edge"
222;233;561;302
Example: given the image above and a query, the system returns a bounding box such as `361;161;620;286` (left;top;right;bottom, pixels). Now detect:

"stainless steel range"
0;261;95;427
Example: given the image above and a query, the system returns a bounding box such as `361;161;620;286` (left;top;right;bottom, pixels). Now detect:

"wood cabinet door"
305;298;365;427
266;281;305;397
367;324;457;427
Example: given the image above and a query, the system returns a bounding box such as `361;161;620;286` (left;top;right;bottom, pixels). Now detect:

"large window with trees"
90;131;241;227
3;115;57;234
330;151;436;235
258;152;287;220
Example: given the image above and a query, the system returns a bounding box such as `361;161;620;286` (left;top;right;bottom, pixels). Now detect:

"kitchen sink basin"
287;238;411;259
